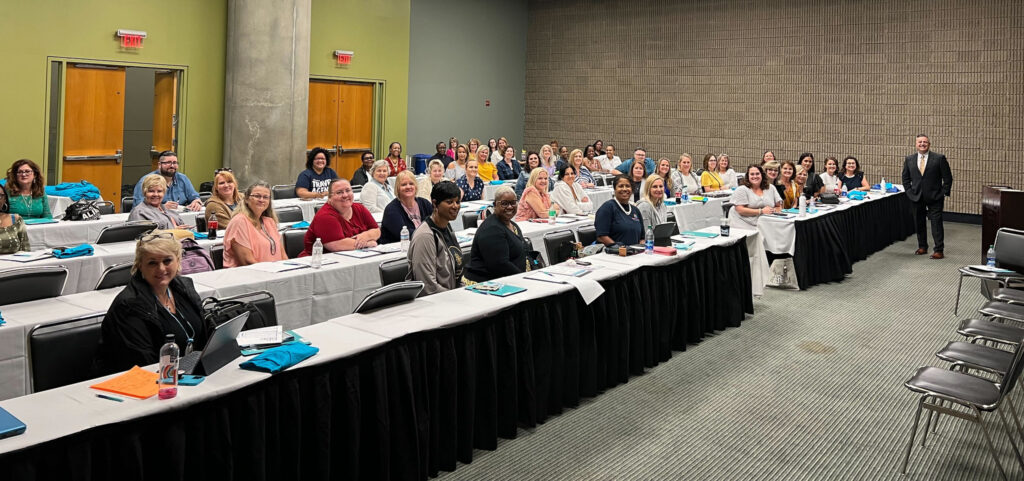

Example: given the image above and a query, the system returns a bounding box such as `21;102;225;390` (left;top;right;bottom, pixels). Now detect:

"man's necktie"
919;155;926;175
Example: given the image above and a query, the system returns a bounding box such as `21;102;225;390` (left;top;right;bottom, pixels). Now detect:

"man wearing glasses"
132;151;202;212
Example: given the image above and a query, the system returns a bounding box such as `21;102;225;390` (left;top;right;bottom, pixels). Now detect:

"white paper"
0;250;54;262
287;255;341;265
236;325;283;347
368;244;402;254
968;264;1014;274
545;265;594;277
245;261;310;273
563;276;605;305
334;249;382;259
523;272;567;284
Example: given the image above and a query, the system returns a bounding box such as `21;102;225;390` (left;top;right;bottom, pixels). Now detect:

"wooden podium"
982;185;1024;260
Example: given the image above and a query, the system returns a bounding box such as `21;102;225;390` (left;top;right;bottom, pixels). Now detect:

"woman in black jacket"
462;187;529;283
97;232;209;372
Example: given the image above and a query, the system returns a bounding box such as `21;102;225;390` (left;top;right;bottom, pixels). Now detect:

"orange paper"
90;366;160;399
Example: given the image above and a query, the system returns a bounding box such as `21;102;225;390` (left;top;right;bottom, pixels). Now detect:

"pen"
541;271;556;277
96;393;123;402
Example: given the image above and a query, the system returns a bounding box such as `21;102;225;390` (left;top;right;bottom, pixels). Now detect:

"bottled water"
645;226;654;255
400;226;410;252
841;184;848;197
798;196;807;217
987;245;996;267
549;207;556;224
158;334;179;400
682;190;689;203
880;176;887;192
311;237;323;269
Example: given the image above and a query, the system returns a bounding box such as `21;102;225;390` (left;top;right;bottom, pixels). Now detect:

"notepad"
90;366;159;399
236;325;284;348
22;218;58;225
0;250;54;262
681;231;719;238
246;261;310;273
368;244;402;254
465;283;527;297
0;406;26;439
335;249;382;259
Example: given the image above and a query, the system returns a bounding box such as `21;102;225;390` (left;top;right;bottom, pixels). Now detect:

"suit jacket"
902;151;952;203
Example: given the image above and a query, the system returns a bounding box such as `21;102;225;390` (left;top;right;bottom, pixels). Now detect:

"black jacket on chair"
902;151;952;203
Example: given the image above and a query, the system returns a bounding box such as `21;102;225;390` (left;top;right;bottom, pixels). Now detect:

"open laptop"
178;311;249;376
653;222;676;247
0;406;26;439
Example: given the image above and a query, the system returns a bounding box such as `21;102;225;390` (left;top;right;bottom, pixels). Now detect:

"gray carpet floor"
436;222;1020;480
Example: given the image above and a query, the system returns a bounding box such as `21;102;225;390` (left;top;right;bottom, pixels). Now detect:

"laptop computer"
178;311;249;377
653;222;676;247
0;406;27;440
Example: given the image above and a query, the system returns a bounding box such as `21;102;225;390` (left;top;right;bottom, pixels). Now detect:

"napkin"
51;244;94;259
289;220;310;229
239;343;319;374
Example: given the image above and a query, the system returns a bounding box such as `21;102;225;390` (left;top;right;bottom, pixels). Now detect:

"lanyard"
157;287;194;355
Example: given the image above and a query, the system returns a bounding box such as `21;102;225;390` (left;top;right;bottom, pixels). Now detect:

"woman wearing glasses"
463;187;529;283
205;169;242;227
223;182;286;266
97;232;209;372
301;178;380;254
0;188;29;254
129;174;189;230
5;159;51;219
295;147;339;200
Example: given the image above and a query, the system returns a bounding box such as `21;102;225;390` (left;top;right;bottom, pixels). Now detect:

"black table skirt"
791;193;915;290
1;241;752;481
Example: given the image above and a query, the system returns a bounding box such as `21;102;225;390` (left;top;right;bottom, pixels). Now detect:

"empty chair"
351;184;363;194
96;201;115;216
29;314;106;392
199;191;212;204
353;281;424;314
95;221;157;244
0;266;68;305
94;262;133;290
462;211;479;229
379;258;410;286
272;184;297;200
576;225;597;246
282;229;306;259
543;229;576;264
120;196;134;213
277;205;303;223
210;244;224;270
954;228;1024;314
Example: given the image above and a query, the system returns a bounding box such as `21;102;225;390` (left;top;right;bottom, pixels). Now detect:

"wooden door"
152;71;178;172
307;80;340;160
62;64;125;204
337;82;374;178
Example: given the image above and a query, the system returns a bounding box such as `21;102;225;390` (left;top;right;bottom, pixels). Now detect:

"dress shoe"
930;251;944;260
915;248;928;255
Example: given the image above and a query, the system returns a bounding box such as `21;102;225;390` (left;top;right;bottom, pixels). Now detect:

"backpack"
63;199;102;221
179;238;215;274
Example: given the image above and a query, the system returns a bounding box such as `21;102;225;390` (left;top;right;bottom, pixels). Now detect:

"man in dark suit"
902;134;953;259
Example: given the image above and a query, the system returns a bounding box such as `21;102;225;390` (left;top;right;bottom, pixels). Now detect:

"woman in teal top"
5;159;51;220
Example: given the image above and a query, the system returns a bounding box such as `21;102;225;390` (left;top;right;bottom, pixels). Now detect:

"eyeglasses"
495;200;517;207
248;194;271;200
215;168;232;174
138;232;175;243
159;161;179;165
765;168;779;172
16;170;33;175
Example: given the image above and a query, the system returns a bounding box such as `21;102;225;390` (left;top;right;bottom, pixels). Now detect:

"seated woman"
456;158;484;201
670;153;701;196
129;174;189;230
798;152;823;198
580;145;599;184
97;232;209;372
636;174;668;227
514;168;558;221
763;160;785;200
729;165;782;230
223;182;286;267
778;161;799;209
0;188;29;254
475;146;498;182
646;157;674;197
5;159;51;219
444;144;469;181
301;179;380;255
793;165;813;204
381;171;433;244
539;144;558;176
627;160;647;202
718;153;738;189
463;187;529;283
569;148;596;188
295;147;339;200
359;159;396;214
700;153;725;192
550;165;594;215
595;175;645;246
407;181;465;295
841;155;871;191
819;156;842;195
515;151;543;198
204;169;242;227
496;145;522;181
418;159;448;201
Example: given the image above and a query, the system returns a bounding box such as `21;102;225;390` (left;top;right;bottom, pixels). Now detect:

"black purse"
819;192;840;204
202;297;271;331
63;199;102;221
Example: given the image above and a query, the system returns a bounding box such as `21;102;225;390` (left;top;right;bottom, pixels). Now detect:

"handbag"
63;199;102;221
556;240;583;263
819;192;839;204
766;258;799;290
202;296;272;331
526;250;545;270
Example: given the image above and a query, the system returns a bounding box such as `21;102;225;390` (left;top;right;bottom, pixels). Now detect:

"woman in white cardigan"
550;165;593;215
359;159;395;214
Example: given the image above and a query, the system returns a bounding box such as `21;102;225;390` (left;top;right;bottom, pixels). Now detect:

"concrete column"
223;0;311;187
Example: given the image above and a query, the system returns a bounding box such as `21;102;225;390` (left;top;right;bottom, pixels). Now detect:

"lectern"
982;185;1024;261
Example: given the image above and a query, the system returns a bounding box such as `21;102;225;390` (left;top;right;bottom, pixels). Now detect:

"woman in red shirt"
301;178;381;255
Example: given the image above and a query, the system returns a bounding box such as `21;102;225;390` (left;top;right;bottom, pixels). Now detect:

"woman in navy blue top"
595;175;645;246
380;171;434;244
457;158;485;201
295;147;339;199
495;145;522;181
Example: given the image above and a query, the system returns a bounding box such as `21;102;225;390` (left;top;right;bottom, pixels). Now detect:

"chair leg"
922;407;934;446
998;409;1024;470
956;273;965;315
901;398;927;474
1007;397;1024;440
977;408;1010;481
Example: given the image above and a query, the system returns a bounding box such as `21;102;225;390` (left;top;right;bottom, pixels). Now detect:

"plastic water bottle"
841;184;848;197
548;207;556;224
644;226;654;255
880;176;887;192
987;245;996;267
158;334;179;400
311;237;323;269
682;190;689;203
400;226;410;252
798;196;807;217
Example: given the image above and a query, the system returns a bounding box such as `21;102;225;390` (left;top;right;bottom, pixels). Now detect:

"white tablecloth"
26;211;203;251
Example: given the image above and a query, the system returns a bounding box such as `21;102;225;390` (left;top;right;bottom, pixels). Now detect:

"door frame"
43;57;189;185
308;75;385;160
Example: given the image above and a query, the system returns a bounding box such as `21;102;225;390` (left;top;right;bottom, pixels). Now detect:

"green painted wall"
309;0;410;157
0;0;227;183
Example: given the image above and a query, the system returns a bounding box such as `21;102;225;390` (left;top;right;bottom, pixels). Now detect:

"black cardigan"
463;214;528;282
380;197;434;244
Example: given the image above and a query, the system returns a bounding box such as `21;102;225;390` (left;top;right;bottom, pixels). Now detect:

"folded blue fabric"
848;191;867;200
290;220;310;229
45;181;102;201
192;231;208;239
488;180;505;185
0;310;5;326
782;208;800;214
51;244;94;259
664;200;677;206
239;343;319;374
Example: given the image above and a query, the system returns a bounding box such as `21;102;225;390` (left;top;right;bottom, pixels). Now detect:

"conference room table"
0;227;755;480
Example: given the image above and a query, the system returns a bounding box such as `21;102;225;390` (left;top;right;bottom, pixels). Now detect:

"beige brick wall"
525;0;1024;214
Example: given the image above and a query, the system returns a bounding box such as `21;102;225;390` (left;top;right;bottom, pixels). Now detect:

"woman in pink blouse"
223;181;287;267
514;168;559;221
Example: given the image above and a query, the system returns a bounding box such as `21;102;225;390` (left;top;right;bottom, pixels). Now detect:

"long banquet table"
0;228;754;480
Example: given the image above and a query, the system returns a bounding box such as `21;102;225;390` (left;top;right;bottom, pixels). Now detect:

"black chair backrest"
210;244;224;270
96;222;157;244
313;205;322;215
94;262;133;290
379;258;410;286
272;184;297;200
96;201;115;216
462;211;479;229
576;225;597;247
721;202;734;218
543;229;576;264
199;192;212;204
666;211;676;224
351;184;363;193
999;334;1024;398
0;266;68;305
283;229;306;259
277;205;303;223
199;181;214;193
996;228;1024;274
29;314;106;392
353;282;424;314
120;196;134;213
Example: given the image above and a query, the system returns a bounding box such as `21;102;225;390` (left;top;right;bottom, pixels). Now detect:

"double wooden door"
307;80;375;179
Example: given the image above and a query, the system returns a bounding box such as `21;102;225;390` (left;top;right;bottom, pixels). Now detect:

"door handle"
339;147;372;153
306;147;339;154
64;150;123;163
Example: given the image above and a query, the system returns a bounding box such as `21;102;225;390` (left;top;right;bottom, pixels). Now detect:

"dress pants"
913;197;944;252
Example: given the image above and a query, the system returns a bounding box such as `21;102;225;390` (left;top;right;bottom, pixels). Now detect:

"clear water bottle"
987;245;996;267
880;176;887;192
158;334;179;400
400;226;410;252
311;237;323;269
644;225;654;255
809;196;816;211
548;207;556;224
841;184;848;197
798;196;807;217
682;190;689;203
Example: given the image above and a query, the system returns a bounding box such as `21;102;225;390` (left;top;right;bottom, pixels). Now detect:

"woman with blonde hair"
205;169;242;227
420;159;449;200
539;144;558;176
718;153;738;189
223;181;285;266
129;174;188;229
514;168;558;221
670;153;701;196
636;174;668;227
381;170;433;244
